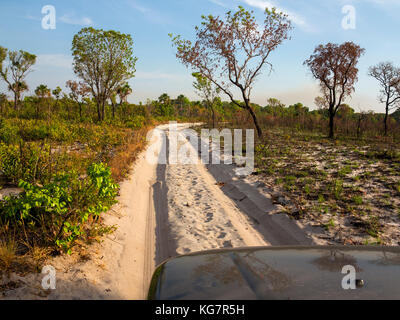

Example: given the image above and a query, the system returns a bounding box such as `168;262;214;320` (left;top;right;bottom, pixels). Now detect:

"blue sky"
1;0;400;112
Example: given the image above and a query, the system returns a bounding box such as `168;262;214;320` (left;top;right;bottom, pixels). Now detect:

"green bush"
0;119;19;144
0;163;118;254
0;142;52;185
125;115;146;129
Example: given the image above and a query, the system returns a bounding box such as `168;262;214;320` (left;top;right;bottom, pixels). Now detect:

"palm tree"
117;82;132;103
9;81;28;111
52;86;62;112
114;82;132;118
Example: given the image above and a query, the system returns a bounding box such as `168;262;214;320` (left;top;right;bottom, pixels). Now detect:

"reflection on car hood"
148;246;400;300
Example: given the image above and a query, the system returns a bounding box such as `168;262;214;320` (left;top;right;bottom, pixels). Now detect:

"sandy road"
123;123;315;299
153;125;267;264
115;123;268;299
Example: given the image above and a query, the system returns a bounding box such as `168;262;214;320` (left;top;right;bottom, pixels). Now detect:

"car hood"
148;246;400;300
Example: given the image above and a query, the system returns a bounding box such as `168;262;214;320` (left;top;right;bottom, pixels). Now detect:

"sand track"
1;123;313;300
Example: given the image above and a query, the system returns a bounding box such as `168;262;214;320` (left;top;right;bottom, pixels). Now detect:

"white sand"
164;126;266;256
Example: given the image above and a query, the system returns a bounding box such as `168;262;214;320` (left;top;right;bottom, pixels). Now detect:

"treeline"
255;100;400;140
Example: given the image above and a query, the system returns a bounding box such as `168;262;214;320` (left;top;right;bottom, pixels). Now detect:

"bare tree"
304;42;365;138
170;6;292;137
368;62;400;136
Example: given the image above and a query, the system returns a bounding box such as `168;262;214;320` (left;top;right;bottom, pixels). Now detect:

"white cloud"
25;14;41;21
241;0;307;27
36;54;73;69
130;2;150;13
208;0;230;8
129;1;171;24
59;14;93;26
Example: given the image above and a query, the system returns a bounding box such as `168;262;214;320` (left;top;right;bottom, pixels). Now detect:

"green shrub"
353;195;363;205
0;163;118;254
0;142;52;185
0;119;19;144
125;115;146;129
331;179;343;200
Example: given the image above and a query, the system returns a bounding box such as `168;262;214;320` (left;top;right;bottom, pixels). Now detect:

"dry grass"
28;245;51;271
0;238;17;271
0;124;154;277
109;125;153;182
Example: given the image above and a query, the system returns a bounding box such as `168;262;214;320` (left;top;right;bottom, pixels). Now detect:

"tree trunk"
79;102;83;120
357;116;361;138
329;112;335;139
36;101;40;119
247;106;262;138
112;102;115;119
97;101;102;122
211;106;215;128
384;104;389;136
14;92;18;111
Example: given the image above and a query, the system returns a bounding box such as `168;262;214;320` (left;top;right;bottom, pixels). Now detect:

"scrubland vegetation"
253;126;400;245
1;4;400;280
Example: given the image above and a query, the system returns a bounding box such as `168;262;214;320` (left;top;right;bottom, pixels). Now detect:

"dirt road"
134;123;315;297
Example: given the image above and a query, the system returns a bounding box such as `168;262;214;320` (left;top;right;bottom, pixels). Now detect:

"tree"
71;27;137;121
117;82;132;105
263;98;285;116
170;6;292;137
0;47;36;110
368;62;400;136
66;80;91;119
288;103;309;116
35;84;51;119
52;86;62;112
109;91;118;119
355;107;369;139
304;42;365;138
192;72;220;127
115;82;132;118
0;93;7;114
175;94;190;118
337;104;354;119
153;93;175;117
266;98;285;108
314;96;328;110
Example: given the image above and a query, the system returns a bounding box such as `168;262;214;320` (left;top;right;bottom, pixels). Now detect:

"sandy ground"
1;123;315;300
162;126;266;256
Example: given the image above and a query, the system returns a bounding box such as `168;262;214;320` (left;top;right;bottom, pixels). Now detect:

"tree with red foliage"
304;42;365;139
170;6;292;138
